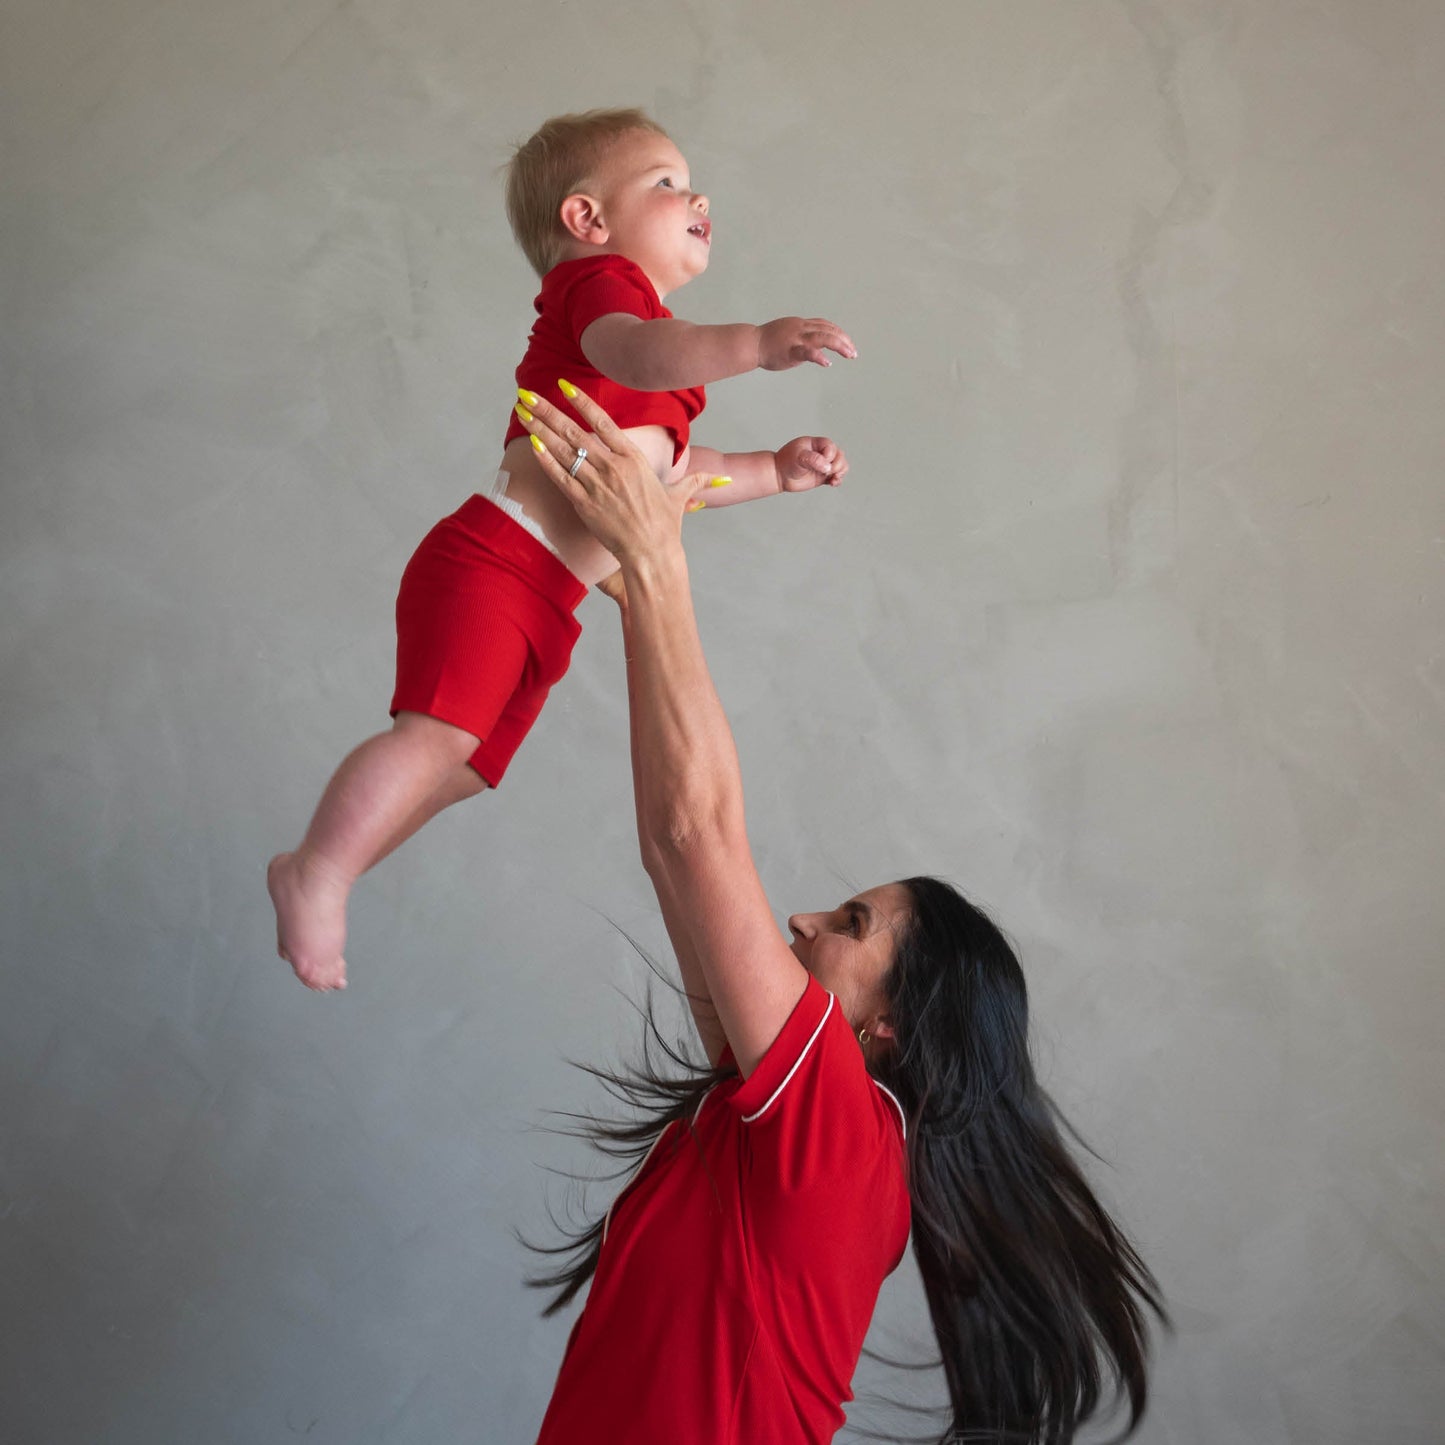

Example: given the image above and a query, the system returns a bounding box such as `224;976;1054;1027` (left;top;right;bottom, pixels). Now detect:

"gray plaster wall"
3;1;1443;1441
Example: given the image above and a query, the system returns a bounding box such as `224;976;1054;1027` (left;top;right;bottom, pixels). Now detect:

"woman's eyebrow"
850;899;877;931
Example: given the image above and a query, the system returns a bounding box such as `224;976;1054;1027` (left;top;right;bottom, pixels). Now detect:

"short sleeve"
726;977;911;1375
727;978;908;1239
728;977;836;1123
559;256;662;343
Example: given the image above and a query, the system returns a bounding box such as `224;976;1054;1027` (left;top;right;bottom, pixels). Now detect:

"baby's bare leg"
268;711;481;991
370;758;488;870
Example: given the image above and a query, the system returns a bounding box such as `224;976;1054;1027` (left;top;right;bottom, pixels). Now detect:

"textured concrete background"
3;1;1443;1441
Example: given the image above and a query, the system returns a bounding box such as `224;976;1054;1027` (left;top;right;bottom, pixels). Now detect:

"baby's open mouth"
687;220;712;243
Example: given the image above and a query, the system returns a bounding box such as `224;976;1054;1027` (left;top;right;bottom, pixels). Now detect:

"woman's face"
787;883;913;1038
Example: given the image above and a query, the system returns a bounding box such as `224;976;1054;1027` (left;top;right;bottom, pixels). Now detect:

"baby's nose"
691;193;709;215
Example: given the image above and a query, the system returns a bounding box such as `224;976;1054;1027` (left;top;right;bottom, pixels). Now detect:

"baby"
268;107;855;991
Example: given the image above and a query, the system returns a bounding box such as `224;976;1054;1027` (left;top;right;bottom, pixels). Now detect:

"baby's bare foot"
267;851;350;991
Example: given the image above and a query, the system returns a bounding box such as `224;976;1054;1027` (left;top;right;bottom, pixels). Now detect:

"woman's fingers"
517;391;594;474
552;380;640;459
518;383;646;476
525;427;587;503
675;470;720;512
517;385;715;559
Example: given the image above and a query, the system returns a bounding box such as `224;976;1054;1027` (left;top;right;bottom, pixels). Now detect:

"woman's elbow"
648;805;707;860
638;830;668;881
641;800;736;868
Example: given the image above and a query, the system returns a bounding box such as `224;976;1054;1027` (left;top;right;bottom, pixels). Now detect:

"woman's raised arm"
517;387;809;1076
608;570;727;1066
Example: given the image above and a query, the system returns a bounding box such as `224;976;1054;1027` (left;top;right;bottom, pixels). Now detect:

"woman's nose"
787;913;812;939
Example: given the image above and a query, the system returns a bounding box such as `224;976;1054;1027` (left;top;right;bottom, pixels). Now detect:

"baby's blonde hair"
505;108;670;278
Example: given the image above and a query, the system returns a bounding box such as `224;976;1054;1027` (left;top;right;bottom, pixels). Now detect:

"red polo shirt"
533;977;911;1445
504;254;707;464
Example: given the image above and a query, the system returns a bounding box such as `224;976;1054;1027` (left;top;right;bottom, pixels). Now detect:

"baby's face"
591;131;711;298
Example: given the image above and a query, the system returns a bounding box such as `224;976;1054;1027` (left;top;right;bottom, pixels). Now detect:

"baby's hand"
757;318;857;371
776;436;849;491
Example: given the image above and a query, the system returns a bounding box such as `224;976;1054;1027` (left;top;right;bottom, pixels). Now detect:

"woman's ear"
558;193;606;246
872;1015;896;1042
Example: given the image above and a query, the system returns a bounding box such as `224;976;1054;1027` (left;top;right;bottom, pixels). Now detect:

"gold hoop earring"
858;1027;871;1047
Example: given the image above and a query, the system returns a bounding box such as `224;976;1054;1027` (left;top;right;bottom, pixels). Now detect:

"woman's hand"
516;384;718;567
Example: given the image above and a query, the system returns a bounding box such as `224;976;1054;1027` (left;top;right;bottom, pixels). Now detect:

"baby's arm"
581;314;856;393
686;437;848;508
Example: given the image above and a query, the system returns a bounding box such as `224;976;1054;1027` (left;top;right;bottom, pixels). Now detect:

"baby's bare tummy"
498;428;681;588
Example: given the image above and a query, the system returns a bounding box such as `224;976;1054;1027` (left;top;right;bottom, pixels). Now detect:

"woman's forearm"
613;590;728;1061
621;544;746;856
614;590;683;869
521;382;811;1076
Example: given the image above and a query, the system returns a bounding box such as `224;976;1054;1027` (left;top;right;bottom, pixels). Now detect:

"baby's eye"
657;177;675;188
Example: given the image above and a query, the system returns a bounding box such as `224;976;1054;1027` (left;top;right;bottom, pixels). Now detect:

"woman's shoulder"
722;979;907;1170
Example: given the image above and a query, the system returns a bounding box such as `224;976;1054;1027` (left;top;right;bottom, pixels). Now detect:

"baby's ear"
559;193;605;245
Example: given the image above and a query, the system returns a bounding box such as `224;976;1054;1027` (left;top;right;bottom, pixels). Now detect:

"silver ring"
568;447;588;478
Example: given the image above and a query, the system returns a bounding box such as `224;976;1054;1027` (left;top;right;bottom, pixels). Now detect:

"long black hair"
529;878;1166;1442
873;877;1166;1441
524;975;734;1316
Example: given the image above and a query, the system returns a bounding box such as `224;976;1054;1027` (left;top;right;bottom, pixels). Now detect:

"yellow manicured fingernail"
709;476;732;488
686;499;705;512
557;378;579;399
514;403;533;424
531;435;546;455
518;388;539;407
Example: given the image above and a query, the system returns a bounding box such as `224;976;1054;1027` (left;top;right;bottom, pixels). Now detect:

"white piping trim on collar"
741;993;835;1124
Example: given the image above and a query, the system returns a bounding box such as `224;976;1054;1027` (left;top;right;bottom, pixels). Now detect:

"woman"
516;388;1165;1444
